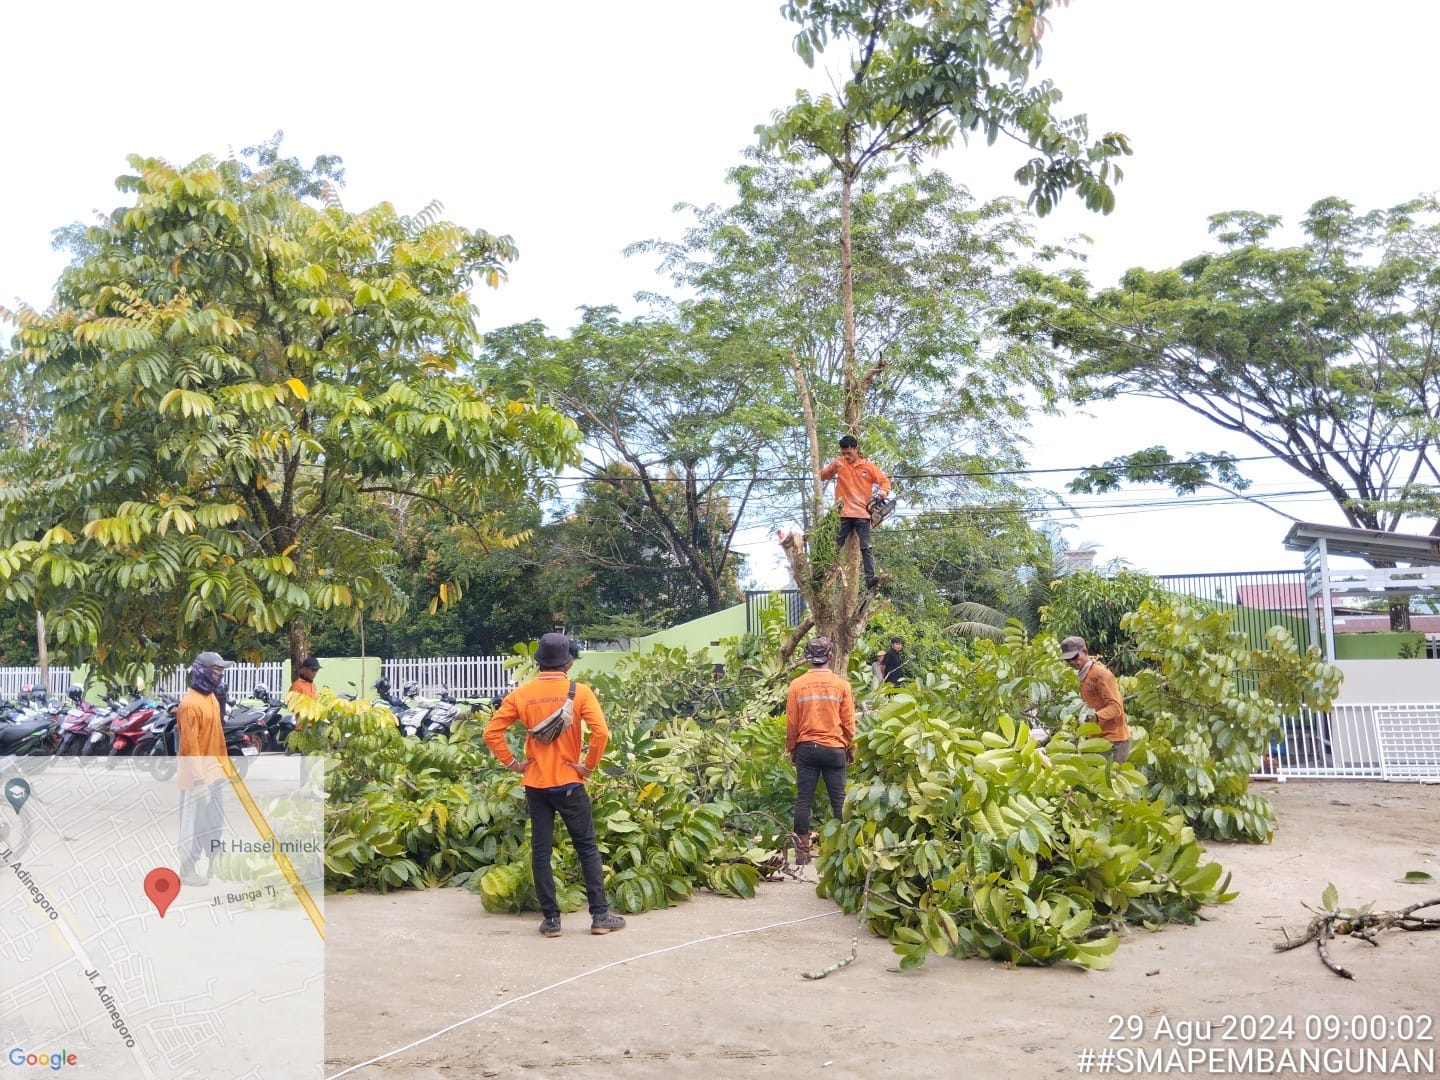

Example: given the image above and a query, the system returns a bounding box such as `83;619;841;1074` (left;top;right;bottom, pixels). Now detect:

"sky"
3;1;1438;585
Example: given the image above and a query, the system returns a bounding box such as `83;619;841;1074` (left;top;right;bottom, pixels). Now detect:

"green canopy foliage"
0;138;579;682
1013;194;1440;534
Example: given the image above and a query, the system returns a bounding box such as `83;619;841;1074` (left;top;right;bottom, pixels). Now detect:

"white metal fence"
1258;703;1440;781
150;662;290;699
0;657;515;702
0;667;75;699
381;656;514;698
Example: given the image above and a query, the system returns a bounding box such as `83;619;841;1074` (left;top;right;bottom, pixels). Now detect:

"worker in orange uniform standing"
177;650;234;885
785;637;856;865
484;633;626;938
820;434;892;589
289;656;321;698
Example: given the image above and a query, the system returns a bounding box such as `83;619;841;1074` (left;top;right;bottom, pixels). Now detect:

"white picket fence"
0;656;515;702
381;655;514;698
0;667;75;699
150;662;290;699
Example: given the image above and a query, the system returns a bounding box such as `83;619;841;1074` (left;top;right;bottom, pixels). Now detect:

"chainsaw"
868;492;896;527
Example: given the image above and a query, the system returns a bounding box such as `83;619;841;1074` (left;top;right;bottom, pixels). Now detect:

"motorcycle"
374;678;421;735
106;697;166;757
83;696;152;756
136;702;266;779
54;687;104;756
231;685;295;753
419;691;461;740
0;710;61;757
374;679;459;739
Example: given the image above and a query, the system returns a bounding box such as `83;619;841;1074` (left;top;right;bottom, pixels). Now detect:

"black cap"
536;633;573;669
300;657;321;670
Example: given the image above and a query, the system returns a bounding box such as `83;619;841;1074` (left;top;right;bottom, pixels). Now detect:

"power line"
543;440;1435;488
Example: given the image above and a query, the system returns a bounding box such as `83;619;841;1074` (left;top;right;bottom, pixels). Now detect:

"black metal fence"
1156;569;1315;652
747;571;1313;648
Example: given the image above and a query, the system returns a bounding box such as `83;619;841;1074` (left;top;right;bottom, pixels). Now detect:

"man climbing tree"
820;435;892;590
765;0;1129;670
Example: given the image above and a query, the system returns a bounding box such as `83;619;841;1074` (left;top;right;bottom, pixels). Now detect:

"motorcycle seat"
0;717;53;748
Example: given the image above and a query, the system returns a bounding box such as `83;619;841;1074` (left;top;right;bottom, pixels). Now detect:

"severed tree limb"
804;848;879;980
1276;897;1440;979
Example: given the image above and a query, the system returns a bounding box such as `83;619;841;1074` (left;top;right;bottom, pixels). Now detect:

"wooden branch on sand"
1276;896;1440;979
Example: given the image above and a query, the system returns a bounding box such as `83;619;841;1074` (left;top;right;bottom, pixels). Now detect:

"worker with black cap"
484;633;626;937
290;656;322;699
785;636;856;864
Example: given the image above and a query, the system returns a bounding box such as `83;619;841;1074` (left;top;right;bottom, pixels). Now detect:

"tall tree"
0;138;579;684
481;304;773;615
1016;195;1440;625
758;0;1130;668
538;468;745;640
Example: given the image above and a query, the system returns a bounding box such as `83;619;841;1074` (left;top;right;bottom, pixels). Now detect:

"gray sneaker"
590;912;626;935
538;915;562;938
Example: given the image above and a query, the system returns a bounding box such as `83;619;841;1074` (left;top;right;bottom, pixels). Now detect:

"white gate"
1261;703;1440;780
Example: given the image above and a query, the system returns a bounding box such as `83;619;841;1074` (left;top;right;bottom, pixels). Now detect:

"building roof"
1235;582;1308;610
1282;522;1440;565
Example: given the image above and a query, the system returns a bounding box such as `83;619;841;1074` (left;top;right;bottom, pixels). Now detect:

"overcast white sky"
4;1;1437;584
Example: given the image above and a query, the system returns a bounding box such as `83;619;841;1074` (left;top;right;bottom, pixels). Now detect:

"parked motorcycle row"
0;685;291;770
373;678;498;739
1;679;495;764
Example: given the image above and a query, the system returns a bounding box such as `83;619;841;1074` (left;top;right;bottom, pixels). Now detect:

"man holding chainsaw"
484;633;626;938
820;434;893;590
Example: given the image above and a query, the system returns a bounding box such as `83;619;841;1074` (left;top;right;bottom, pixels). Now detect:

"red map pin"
144;868;181;918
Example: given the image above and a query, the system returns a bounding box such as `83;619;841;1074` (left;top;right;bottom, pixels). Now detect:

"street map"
1;757;324;1079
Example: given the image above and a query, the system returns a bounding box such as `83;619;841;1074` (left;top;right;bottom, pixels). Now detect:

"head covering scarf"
191;656;227;697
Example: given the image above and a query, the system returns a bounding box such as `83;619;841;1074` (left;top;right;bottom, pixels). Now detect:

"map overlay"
1;757;324;1079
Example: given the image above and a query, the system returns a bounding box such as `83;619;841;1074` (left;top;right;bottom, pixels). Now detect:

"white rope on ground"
325;908;844;1079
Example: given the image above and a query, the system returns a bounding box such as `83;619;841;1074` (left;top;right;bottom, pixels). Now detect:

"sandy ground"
324;781;1440;1079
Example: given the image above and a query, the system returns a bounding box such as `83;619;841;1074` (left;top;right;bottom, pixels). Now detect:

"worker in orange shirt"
1060;635;1131;763
289;656;321;698
819;434;892;589
484;633;626;938
785;637;855;865
177;649;234;885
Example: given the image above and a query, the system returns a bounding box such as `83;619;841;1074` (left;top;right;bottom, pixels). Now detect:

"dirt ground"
324;781;1439;1079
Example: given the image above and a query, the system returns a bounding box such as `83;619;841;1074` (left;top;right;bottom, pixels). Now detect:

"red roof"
1235;583;1309;611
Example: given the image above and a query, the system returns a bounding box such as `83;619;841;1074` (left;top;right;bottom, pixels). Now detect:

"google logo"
6;1049;78;1070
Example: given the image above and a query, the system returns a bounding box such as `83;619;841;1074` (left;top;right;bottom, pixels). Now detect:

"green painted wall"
570;603;749;678
1333;631;1425;660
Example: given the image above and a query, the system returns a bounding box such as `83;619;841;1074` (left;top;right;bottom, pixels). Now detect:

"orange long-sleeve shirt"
177;687;227;788
484;671;609;788
820;455;891;518
1078;660;1130;744
289;677;317;699
785;667;855;752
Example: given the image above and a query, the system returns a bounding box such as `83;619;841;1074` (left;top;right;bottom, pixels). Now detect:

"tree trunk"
777;160;878;673
287;617;309;671
35;609;48;691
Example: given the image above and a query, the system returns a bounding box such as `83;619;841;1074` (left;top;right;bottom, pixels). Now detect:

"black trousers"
837;516;876;581
526;783;609;918
793;742;847;834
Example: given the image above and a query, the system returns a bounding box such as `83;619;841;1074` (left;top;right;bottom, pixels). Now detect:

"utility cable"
323;908;844;1079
